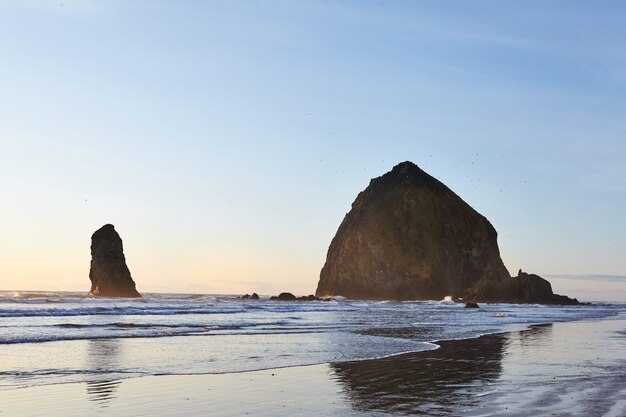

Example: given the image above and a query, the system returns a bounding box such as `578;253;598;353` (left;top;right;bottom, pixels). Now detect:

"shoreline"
1;313;624;416
1;307;618;383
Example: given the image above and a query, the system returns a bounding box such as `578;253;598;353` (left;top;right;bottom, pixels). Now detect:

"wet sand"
1;314;624;417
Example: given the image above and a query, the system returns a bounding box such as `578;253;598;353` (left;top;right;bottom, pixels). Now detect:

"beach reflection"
515;323;553;349
85;339;122;407
85;380;122;407
332;333;506;415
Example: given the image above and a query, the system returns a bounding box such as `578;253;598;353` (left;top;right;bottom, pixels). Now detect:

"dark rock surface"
465;302;480;308
270;293;321;301
270;292;297;301
315;161;578;304
89;224;140;297
316;161;510;301
467;270;580;305
240;293;260;300
297;294;320;301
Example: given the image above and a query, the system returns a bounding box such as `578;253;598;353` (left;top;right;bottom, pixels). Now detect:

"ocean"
0;291;622;390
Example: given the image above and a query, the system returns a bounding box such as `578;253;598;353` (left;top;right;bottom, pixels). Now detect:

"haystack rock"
89;224;141;297
315;161;578;304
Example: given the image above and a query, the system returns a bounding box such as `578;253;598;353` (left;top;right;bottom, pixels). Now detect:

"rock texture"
315;161;578;304
270;292;297;301
89;224;141;297
467;269;579;304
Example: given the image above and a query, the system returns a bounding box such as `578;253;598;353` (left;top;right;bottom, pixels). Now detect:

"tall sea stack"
315;161;578;304
89;224;141;297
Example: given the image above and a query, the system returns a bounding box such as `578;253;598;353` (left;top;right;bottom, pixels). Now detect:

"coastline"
1;313;624;417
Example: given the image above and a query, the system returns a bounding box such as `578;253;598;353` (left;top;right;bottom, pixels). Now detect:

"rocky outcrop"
240;293;260;300
467;270;579;305
271;292;297;301
270;293;322;301
316;161;510;300
297;294;321;301
315;161;578;304
89;224;141;297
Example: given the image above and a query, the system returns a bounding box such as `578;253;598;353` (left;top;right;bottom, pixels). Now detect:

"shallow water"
0;291;622;389
1;316;624;417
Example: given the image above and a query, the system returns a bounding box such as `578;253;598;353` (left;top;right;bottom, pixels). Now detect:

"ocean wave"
1;292;622;347
0;292;623;391
0;315;349;344
0;307;246;318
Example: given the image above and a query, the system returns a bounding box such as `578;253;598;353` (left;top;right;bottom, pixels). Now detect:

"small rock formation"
467;270;579;305
465;302;480;308
316;161;578;304
271;292;297;301
297;294;320;301
240;293;260;300
89;224;141;297
270;293;321;301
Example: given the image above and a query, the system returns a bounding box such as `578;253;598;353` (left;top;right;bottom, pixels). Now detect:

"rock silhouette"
89;224;140;297
316;161;578;304
240;293;260;300
269;293;322;301
468;269;579;304
270;292;297;301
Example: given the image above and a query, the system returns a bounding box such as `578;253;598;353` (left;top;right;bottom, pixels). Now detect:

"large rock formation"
89;224;141;297
315;161;578;304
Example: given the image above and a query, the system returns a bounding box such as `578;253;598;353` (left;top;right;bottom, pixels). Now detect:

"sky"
1;1;625;299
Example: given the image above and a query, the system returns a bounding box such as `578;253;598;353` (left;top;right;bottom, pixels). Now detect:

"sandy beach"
1;313;624;417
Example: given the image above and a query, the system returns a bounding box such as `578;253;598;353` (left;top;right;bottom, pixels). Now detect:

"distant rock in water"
270;293;322;301
297;294;320;301
89;224;141;298
315;161;578;305
240;293;260;300
270;292;297;301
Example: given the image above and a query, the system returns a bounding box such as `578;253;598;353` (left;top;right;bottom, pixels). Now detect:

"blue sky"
0;1;625;297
